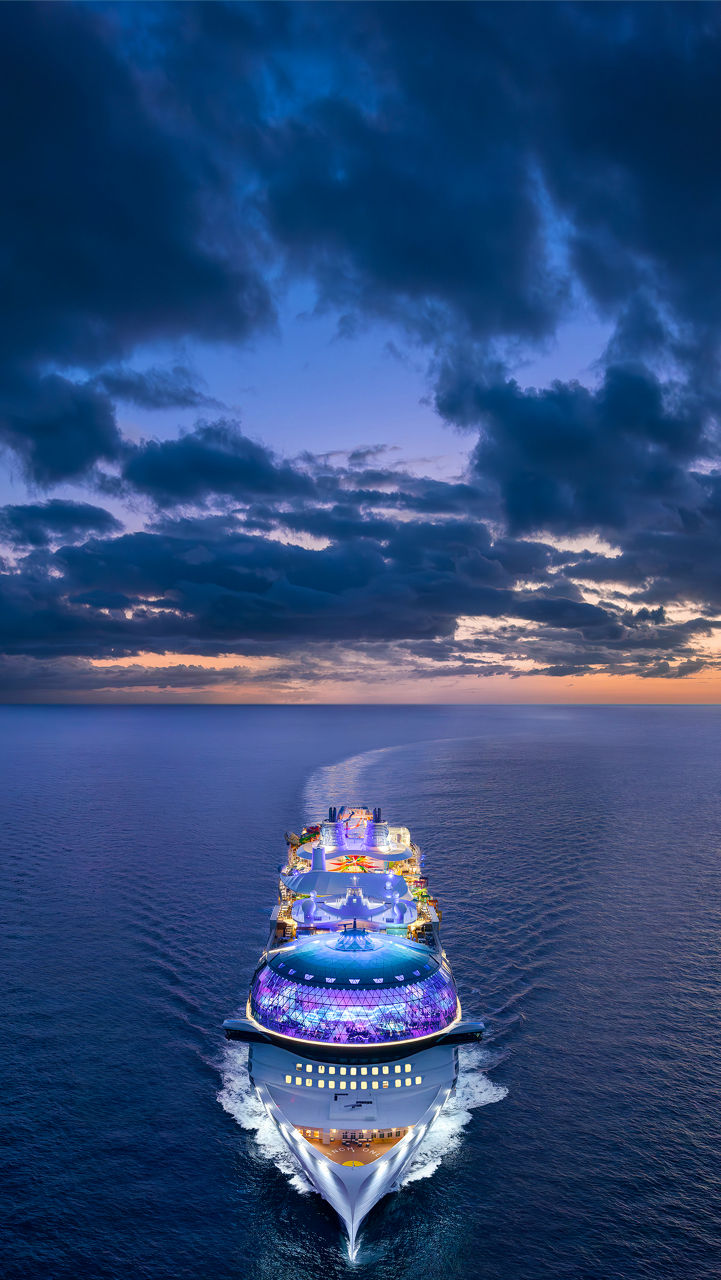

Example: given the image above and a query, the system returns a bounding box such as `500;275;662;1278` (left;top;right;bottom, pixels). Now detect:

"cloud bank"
2;1;721;699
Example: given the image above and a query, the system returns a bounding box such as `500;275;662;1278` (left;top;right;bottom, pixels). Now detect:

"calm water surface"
1;706;720;1279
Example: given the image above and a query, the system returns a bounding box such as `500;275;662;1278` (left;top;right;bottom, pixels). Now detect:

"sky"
3;0;721;703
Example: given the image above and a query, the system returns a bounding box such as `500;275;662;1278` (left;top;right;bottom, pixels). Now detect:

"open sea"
2;705;720;1280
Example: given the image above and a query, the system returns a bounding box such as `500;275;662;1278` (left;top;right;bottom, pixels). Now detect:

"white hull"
257;1082;454;1256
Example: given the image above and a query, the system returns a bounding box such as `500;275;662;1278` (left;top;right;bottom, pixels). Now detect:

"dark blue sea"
2;705;720;1279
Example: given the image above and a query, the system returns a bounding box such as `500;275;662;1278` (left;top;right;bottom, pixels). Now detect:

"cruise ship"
224;805;482;1254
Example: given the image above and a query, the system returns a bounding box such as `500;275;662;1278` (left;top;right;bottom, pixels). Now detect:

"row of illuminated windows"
294;1062;413;1075
286;1074;421;1088
302;1128;405;1140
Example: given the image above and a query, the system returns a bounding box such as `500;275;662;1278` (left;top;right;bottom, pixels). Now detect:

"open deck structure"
224;805;482;1254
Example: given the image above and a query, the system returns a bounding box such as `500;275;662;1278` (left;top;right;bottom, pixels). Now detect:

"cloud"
0;500;122;548
3;3;721;695
122;420;316;505
0;1;271;482
0;374;122;484
0;478;711;681
97;366;223;411
437;362;708;535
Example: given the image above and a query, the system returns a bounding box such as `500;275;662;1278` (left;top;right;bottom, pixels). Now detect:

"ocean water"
1;705;720;1280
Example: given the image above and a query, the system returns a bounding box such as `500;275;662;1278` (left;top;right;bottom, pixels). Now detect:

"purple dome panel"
250;965;457;1044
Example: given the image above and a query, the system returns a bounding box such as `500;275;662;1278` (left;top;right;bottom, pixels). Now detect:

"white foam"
303;744;400;817
217;1044;312;1194
401;1047;508;1186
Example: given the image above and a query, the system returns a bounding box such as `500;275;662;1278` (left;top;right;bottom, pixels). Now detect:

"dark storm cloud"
0;375;122;485
144;0;721;357
0;495;697;666
97;367;224;412
566;522;721;613
249;5;567;346
0;442;718;687
2;1;721;694
122;421;315;505
0;1;271;482
437;362;708;535
530;3;721;340
0;500;122;548
0;654;269;699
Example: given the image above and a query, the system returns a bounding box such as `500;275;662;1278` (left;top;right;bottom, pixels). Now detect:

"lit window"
372;1082;379;1090
318;1080;325;1088
395;1079;401;1087
394;1065;401;1073
360;1081;367;1089
371;1067;379;1076
405;1064;411;1072
383;1081;389;1088
350;1081;357;1090
405;1079;411;1086
295;1077;302;1086
328;1066;335;1075
382;1066;389;1075
415;1076;422;1084
306;1079;312;1087
295;1063;302;1069
306;1065;312;1073
318;1065;325;1074
285;1074;292;1083
350;1067;357;1076
360;1067;367;1075
340;1067;346;1076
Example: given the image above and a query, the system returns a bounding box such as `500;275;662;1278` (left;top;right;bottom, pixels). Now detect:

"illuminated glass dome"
250;927;458;1044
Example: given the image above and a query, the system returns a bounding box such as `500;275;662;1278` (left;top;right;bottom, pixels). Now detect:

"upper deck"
269;804;441;954
224;801;482;1054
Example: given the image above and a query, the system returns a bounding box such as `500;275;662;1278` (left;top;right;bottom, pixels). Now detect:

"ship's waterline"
223;804;483;1251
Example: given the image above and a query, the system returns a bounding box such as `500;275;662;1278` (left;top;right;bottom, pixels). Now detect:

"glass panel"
250;964;458;1045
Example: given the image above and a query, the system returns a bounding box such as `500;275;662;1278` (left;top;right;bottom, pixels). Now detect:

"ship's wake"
401;1045;507;1186
218;1042;506;1199
218;1043;312;1194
